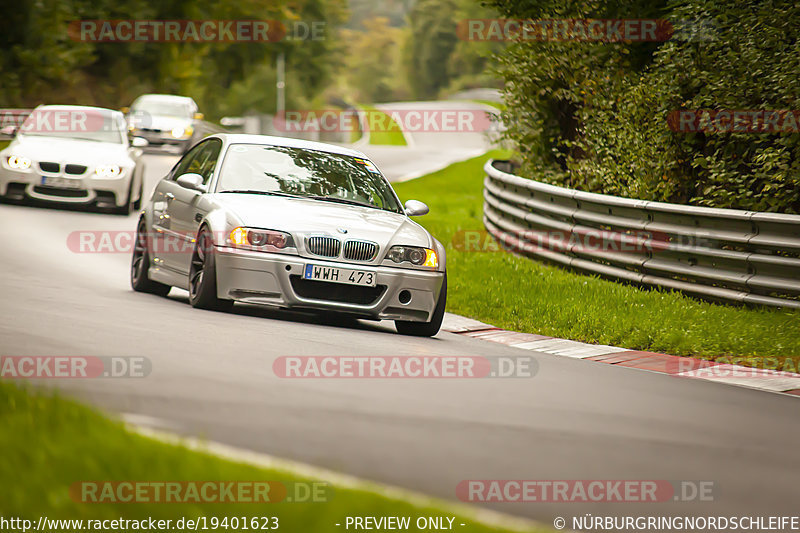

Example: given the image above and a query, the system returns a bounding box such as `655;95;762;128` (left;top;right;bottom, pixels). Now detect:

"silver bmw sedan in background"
0;105;146;214
132;134;447;336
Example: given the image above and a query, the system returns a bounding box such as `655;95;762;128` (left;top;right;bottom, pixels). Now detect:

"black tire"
131;219;171;296
395;273;447;337
188;227;234;312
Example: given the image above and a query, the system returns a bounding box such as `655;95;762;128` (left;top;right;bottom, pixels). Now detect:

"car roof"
213;133;370;159
34;104;121;116
134;94;195;103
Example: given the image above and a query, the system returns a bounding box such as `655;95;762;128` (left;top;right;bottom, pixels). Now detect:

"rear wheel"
188;227;234;312
395;273;447;337
131;219;171;296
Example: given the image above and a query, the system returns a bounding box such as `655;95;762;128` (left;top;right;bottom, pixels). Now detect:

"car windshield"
216;144;403;213
132;100;192;118
18;108;126;144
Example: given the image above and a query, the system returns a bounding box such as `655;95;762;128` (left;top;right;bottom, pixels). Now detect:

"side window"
170;142;207;180
197;139;222;185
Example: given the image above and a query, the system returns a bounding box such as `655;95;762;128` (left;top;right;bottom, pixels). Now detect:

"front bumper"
131;130;190;152
0;168;131;207
215;246;444;322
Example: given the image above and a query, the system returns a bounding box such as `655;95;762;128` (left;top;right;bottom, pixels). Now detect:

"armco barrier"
483;159;800;309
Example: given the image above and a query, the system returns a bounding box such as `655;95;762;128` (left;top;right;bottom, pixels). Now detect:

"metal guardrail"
483;159;800;309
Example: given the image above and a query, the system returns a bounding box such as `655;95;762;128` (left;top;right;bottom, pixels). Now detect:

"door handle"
165;192;175;200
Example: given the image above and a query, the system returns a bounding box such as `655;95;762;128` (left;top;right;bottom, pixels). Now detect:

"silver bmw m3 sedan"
131;134;447;336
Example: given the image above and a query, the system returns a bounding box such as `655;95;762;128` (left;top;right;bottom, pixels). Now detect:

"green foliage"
403;0;460;100
0;0;347;119
339;17;407;103
488;0;800;213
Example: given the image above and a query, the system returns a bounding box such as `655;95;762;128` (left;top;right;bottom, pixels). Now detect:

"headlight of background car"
385;245;438;268
6;155;32;171
229;227;295;252
171;125;193;139
95;165;121;178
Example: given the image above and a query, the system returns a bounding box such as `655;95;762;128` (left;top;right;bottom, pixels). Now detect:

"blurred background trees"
487;0;800;213
3;0;795;212
0;0;500;116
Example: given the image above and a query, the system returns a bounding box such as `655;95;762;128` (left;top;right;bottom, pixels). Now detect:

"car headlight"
171;126;193;139
95;165;121;178
6;155;32;171
229;227;295;252
385;245;438;268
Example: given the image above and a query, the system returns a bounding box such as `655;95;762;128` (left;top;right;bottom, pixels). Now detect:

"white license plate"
303;264;376;287
41;176;82;189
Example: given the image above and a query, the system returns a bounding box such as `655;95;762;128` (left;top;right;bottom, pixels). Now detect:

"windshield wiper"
219;190;303;198
306;196;382;210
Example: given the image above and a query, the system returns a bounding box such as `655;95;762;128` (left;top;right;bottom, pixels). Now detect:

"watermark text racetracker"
71;481;330;504
458;18;715;42
69;20;326;42
69;230;199;254
451;229;703;254
273;355;538;379
1;108;120;134
668;109;800;134
273;109;495;134
458;480;715;503
0;356;150;379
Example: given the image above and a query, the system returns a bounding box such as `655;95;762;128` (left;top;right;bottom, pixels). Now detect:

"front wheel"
395;273;447;337
188;227;234;312
131;219;171;296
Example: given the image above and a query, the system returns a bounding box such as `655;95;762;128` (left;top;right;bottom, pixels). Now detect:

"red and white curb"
441;313;800;398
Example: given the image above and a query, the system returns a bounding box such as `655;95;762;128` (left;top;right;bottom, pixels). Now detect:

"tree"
403;0;459;100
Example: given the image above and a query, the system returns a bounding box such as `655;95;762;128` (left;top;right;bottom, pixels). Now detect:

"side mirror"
131;136;149;147
193;112;204;120
120;107;130;114
176;173;205;192
0;125;18;138
404;199;429;216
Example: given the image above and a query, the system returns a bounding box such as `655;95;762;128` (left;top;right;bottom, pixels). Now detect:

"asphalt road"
353;101;498;181
1;151;799;527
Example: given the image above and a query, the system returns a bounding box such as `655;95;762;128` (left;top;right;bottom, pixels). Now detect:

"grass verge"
472;100;505;112
0;382;540;533
360;105;407;146
392;151;800;365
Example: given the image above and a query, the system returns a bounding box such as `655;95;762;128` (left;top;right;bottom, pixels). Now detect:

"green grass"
360;105;407;146
392;151;800;365
472;100;505;112
0;382;540;533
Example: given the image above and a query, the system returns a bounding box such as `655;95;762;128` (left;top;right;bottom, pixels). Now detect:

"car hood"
210;193;432;250
8;135;131;165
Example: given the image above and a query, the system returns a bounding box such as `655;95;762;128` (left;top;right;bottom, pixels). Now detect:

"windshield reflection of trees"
243;145;401;212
